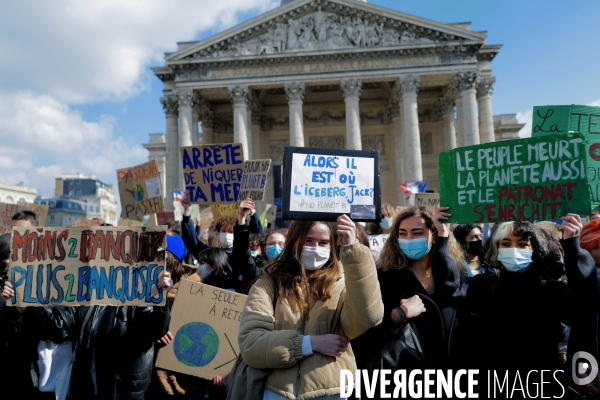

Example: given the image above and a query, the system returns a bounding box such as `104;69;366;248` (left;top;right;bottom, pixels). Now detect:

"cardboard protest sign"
199;207;214;231
118;218;143;227
173;202;200;222
117;160;165;220
368;234;389;261
414;193;439;213
282;147;381;221
211;203;240;219
181;143;245;205
156;279;246;381
72;219;104;227
439;133;590;223
238;159;271;201
531;105;600;210
8;226;167;307
28;203;49;226
156;212;175;225
0;203;33;233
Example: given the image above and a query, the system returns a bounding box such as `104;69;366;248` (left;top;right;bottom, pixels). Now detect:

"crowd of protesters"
2;199;600;399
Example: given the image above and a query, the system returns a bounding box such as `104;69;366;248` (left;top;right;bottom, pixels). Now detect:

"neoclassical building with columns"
144;0;524;211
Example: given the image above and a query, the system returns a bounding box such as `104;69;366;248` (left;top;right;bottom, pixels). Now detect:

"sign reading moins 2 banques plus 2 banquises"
439;133;591;224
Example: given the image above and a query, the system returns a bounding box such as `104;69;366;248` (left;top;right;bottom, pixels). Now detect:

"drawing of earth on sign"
174;322;219;367
132;184;145;201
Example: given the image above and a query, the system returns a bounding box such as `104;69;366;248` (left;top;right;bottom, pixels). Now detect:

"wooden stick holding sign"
281;147;381;221
438;133;591;223
8;226;167;307
156;279;247;381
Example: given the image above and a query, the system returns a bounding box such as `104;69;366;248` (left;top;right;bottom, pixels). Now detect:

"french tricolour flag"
400;181;429;205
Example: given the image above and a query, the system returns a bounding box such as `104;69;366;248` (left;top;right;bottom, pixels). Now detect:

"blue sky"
0;0;598;202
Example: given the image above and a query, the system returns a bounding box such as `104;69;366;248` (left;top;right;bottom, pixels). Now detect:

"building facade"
0;182;37;205
36;174;118;226
37;197;103;227
145;0;524;210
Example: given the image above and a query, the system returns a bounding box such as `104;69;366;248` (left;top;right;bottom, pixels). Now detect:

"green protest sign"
531;105;600;210
439;133;590;223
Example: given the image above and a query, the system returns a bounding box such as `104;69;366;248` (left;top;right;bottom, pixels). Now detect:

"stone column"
191;92;202;146
451;82;464;148
251;112;262;159
436;98;457;151
284;81;305;147
477;76;497;144
200;111;214;145
198;108;215;144
457;71;480;146
400;75;422;182
228;85;252;160
341;78;363;150
176;88;195;191
160;95;178;211
389;96;405;204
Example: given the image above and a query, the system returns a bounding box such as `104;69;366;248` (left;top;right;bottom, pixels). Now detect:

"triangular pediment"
166;0;486;63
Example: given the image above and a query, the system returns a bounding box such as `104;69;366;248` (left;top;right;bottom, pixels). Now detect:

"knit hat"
580;220;600;252
166;235;186;262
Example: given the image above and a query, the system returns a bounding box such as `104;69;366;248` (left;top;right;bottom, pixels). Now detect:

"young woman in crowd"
433;211;597;379
1;233;77;400
197;247;240;293
237;215;383;400
148;235;210;400
353;206;464;374
452;224;494;276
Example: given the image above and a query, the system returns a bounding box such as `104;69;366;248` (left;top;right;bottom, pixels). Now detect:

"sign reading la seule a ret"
8;226;167;307
181;143;244;206
531;104;600;210
439;133;590;223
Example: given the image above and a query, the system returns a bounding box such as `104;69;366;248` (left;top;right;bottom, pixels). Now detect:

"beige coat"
238;242;383;400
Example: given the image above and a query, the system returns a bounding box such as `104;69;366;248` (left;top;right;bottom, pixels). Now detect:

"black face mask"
466;240;483;256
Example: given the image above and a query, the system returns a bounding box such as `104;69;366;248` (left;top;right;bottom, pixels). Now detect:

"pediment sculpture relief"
204;8;439;59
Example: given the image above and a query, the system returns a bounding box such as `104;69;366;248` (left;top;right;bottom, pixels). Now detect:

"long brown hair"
377;206;465;273
166;251;186;285
264;220;340;311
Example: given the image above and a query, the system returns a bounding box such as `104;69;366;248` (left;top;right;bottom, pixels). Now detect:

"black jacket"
232;221;268;291
69;305;170;400
433;236;597;371
352;237;457;371
0;302;76;396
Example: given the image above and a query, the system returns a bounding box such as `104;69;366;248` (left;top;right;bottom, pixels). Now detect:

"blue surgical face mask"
250;250;259;258
398;238;431;260
266;244;283;260
380;217;393;230
199;263;212;280
497;248;533;273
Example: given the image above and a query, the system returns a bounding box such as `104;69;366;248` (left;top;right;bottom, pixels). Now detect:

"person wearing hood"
237;215;383;400
433;212;597;395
